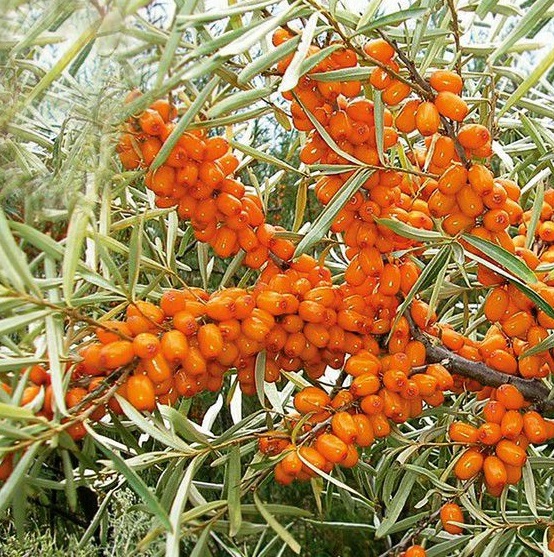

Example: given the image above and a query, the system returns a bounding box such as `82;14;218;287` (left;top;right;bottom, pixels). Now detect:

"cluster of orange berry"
117;93;295;268
259;301;457;486
449;384;554;495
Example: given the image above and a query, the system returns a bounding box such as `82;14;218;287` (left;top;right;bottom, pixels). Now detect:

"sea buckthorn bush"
2;2;554;556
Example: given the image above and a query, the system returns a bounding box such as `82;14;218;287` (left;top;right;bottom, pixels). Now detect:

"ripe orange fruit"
440;502;464;534
449;422;479;443
415;102;441;136
457;124;491;150
483;455;507;490
99;341;135;370
454;448;484;480
495;384;524;410
315;433;348;463
363;39;395;63
127;375;156;411
429;70;463;94
495;439;527;467
294;386;331;414
434;92;468;122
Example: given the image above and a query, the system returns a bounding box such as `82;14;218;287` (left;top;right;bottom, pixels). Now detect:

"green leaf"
522;460;537;517
0;208;41;295
389;245;451;337
88;425;171;531
230;140;305;175
62;201;91;304
189;522;213;557
207;87;273;119
127;215;143;299
226;446;242;537
373;90;386;165
309;67;373;82
375;467;418;538
294;168;374;257
293;179;307;233
158;405;212;445
489;0;554;62
254;492;301;555
166;455;206;557
116;396;191;452
0;443;40;514
23;20;101;107
151;77;220;171
376;218;445;241
353;8;427;36
279;12;320;92
460;234;537;284
254;350;267;409
0;309;50;337
525;181;544;249
216;2;305;58
238;37;301;85
498;45;554;117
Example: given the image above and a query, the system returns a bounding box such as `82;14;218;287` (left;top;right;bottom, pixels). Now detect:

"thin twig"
446;0;463;77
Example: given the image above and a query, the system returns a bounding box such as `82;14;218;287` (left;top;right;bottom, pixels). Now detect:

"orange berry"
440;503;464;535
454;448;484;480
415;102;441;136
363;39;395;63
457;124;491;150
483;455;507;490
449;422;479;443
315;433;348;463
496;384;524;410
127;375;156;411
132;333;160;359
429;70;463;94
99;341;135;370
294;386;330;414
477;422;502;445
523;411;548;444
434;92;468;122
495;439;527;468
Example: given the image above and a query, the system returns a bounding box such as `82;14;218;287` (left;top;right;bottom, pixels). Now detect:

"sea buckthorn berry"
483;455;507;490
133;333;160;359
382;81;411;106
523;411;548;444
429;70;463;94
496;384;525;410
457;124;491;150
395;99;420;133
404;545;427;557
449;422;479;443
127;375;156;411
477;422;502;445
440;503;464;535
434;92;468;122
99;341;135;370
500;410;524;440
415;102;441;136
482;400;506;424
294;386;330;414
350;373;381;397
363;39;395;63
454;448;484;480
315;433;348;463
495;439;527;468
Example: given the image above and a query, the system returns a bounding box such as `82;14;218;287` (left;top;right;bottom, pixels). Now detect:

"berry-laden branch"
376;29;469;166
409;318;554;415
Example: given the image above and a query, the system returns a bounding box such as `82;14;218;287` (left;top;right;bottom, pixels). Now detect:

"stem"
407;316;554;415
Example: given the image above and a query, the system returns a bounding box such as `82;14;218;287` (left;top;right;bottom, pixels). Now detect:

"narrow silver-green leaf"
254;492;301;555
294;168;374;257
227;446;242;537
151;77;219;171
